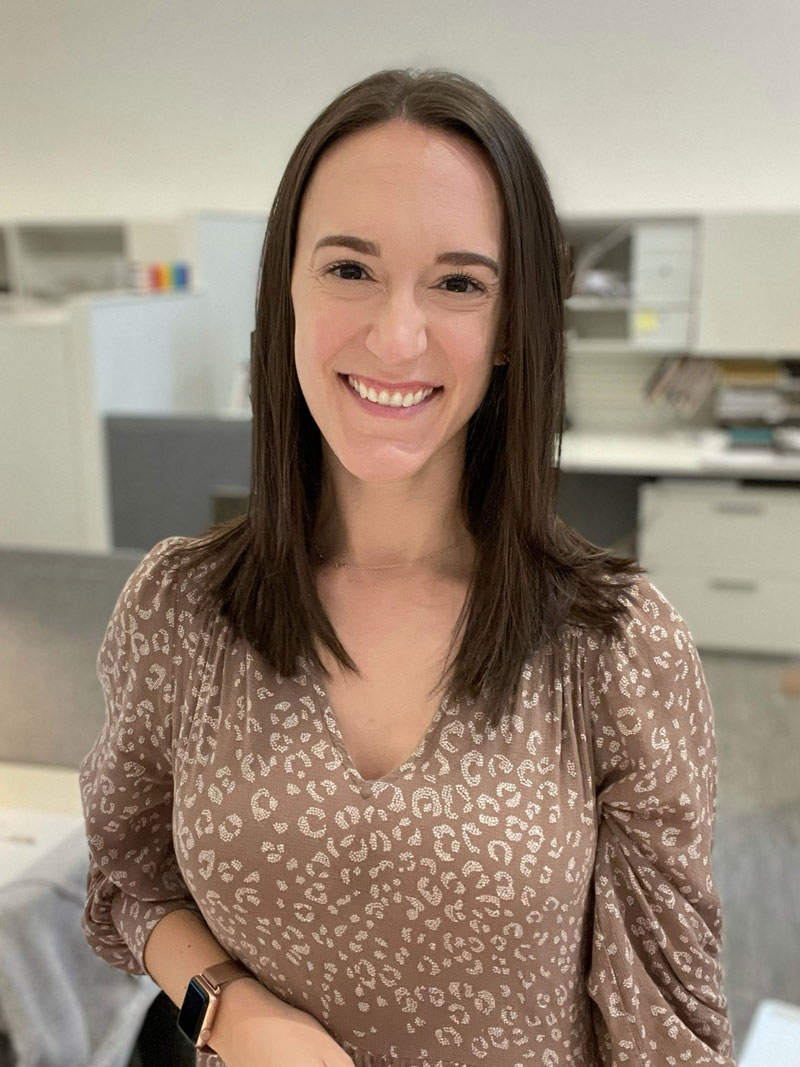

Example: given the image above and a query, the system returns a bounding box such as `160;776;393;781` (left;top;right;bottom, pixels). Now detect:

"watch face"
178;977;210;1043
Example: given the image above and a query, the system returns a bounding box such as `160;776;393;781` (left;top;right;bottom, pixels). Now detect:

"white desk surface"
559;430;800;480
0;760;82;814
0;761;84;887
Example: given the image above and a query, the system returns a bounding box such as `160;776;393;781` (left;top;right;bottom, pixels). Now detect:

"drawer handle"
714;501;764;515
709;578;759;592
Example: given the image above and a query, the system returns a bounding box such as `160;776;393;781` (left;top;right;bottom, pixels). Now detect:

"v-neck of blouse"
306;658;456;790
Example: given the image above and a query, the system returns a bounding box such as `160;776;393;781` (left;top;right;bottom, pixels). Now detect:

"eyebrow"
312;234;500;278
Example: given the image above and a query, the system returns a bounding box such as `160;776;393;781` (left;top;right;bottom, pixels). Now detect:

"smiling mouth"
339;373;443;408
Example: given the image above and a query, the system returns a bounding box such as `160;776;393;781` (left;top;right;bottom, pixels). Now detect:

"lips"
337;371;442;417
340;373;442;393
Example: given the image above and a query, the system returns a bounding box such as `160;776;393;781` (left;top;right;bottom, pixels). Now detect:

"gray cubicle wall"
105;414;640;554
105;415;252;550
0;545;146;768
556;471;644;556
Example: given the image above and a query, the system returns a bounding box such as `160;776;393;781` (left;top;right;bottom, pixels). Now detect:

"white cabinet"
631;224;695;301
562;216;697;352
0;309;109;550
628;222;695;348
691;213;800;355
562;210;800;357
637;478;800;655
0;212;265;551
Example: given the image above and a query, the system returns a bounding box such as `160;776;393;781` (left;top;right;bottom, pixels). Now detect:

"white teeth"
347;375;435;408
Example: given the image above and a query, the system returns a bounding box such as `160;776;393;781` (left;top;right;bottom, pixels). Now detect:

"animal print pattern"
79;537;737;1066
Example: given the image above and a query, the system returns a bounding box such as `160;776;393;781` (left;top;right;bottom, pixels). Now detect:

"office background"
1;2;799;1065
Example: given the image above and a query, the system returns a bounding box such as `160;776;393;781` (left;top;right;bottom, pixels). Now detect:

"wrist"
177;960;253;1053
206;975;286;1058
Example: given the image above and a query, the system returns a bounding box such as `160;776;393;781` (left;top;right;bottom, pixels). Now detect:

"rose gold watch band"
202;959;252;992
194;960;253;1051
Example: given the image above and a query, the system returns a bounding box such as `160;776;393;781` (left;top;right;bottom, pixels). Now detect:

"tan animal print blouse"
79;537;737;1066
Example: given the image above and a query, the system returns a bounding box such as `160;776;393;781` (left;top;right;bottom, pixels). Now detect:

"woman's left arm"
584;578;738;1066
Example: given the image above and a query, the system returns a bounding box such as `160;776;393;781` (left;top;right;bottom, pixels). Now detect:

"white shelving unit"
0;211;265;552
561;215;706;435
562;212;800;656
561;211;800;435
0;218;189;302
562;211;800;359
562;216;697;352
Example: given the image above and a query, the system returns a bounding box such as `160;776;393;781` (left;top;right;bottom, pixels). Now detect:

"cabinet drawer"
638;481;800;578
633;250;694;302
645;569;800;655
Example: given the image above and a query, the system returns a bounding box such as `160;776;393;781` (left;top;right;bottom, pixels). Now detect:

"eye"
440;272;486;295
326;259;369;282
325;260;487;295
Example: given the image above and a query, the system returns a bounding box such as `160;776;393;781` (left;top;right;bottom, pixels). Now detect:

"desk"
0;762;83;888
556;430;800;556
559;429;800;480
0;761;159;1067
0;760;82;814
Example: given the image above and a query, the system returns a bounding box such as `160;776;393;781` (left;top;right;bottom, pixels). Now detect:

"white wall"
2;0;799;220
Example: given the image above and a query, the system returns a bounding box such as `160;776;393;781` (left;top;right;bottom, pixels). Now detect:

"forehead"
297;120;503;254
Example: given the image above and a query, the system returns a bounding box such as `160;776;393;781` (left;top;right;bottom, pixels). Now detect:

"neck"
313;444;474;580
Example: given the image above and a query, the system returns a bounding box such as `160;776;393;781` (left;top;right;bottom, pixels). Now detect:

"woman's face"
290;118;504;485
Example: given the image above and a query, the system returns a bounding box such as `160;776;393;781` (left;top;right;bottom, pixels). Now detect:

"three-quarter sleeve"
78;536;203;976
584;579;737;1066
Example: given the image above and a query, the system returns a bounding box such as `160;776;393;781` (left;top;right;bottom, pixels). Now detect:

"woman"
79;68;737;1067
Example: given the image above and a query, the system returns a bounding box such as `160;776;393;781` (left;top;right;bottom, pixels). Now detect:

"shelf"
690;349;800;360
565;339;686;355
566;296;692;310
70;288;200;307
0;218;190;301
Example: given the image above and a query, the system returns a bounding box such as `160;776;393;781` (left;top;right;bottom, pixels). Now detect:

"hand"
208;977;357;1067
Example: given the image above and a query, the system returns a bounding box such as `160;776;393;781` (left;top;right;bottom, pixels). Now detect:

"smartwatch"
177;959;253;1050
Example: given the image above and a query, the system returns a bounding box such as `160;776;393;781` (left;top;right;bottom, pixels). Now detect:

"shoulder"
574;576;712;747
112;535;214;628
100;535;220;672
565;572;700;679
118;536;190;607
611;573;696;652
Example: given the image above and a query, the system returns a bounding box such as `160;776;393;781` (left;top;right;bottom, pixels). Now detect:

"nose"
364;287;428;367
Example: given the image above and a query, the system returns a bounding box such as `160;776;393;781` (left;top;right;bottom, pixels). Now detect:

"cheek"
295;305;360;408
301;301;362;364
442;317;495;375
292;286;360;364
312;318;353;362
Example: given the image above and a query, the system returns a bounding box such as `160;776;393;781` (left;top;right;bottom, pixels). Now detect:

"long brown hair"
173;67;644;730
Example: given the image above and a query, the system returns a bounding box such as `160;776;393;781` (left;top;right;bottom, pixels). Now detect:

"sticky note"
635;310;659;333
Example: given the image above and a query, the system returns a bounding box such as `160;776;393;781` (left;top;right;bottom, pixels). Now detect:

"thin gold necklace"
313;533;471;570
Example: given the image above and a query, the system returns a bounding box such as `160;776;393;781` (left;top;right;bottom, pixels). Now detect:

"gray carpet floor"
703;649;800;1061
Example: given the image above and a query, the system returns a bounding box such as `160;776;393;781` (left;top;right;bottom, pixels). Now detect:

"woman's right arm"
79;541;354;1067
144;907;356;1066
